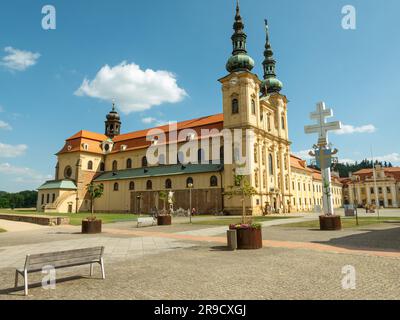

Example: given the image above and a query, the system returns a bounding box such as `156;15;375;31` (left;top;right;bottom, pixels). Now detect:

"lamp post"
188;183;193;223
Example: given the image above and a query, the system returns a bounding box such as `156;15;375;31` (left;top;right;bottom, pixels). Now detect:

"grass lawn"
0;209;138;226
280;217;400;229
188;216;292;226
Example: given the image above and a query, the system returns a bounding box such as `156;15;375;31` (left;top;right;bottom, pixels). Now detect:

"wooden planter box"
319;215;342;231
82;219;102;234
236;228;263;250
157;215;172;226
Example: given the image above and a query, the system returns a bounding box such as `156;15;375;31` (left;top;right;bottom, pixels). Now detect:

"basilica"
37;3;343;215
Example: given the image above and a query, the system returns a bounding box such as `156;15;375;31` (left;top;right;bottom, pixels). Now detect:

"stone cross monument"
305;102;342;216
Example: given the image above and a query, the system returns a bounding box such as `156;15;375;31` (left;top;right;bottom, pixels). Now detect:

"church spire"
261;19;283;95
226;0;254;73
105;100;121;139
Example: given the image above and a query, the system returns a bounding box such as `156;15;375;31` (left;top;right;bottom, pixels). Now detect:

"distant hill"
0;190;37;209
308;159;393;178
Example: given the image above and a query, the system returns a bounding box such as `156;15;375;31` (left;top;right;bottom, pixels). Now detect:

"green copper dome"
225;1;254;73
261;78;283;94
261;20;283;95
226;53;255;73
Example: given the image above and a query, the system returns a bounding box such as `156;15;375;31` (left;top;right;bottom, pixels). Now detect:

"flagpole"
370;146;380;220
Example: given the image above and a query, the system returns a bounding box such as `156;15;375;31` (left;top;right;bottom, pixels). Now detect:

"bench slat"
29;251;102;264
27;255;101;271
28;247;103;263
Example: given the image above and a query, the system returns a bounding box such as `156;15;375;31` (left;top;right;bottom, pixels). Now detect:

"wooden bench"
137;216;156;228
15;246;105;296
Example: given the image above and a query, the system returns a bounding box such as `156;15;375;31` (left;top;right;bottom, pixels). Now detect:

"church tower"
219;1;262;215
105;102;121;138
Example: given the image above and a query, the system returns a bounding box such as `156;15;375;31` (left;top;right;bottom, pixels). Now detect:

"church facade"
37;3;343;215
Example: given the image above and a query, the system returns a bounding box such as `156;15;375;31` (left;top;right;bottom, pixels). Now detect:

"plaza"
0;210;399;300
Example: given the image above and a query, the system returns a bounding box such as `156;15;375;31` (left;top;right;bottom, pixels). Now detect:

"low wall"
0;213;70;226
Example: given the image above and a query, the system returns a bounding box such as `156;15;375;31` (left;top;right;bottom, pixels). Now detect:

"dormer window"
120;145;127;151
67;145;72;151
152;136;159;145
101;140;114;153
82;143;89;151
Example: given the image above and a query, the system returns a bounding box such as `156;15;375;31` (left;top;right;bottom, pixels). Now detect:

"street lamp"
188;182;193;223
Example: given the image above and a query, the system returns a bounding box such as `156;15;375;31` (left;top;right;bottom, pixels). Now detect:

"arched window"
269;153;274;175
87;161;93;170
186;177;194;188
129;181;135;190
232;99;239;114
112;160;118;172
159;154;166;165
251;99;256;115
100;162;105;171
220;146;224;164
64;166;72;179
52;194;55;203
46;194;50;203
165;179;172;189
142;156;148;167
113;183;119;191
210;175;218;187
177;151;185;164
126;158;132;169
197;149;205;164
41;194;44;205
146;180;152;190
281;114;285;129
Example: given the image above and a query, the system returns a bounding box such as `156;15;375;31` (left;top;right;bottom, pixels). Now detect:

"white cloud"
0;142;27;158
372;153;400;164
141;117;168;126
338;158;356;164
0;163;51;184
334;124;376;135
0;120;11;130
292;149;313;160
75;61;187;114
1;47;40;71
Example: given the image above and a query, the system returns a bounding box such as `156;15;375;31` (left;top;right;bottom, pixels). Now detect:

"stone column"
356;185;362;205
383;186;388;208
349;184;354;204
366;184;371;205
391;185;398;207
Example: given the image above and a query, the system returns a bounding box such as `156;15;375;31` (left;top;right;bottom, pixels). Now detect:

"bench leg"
100;258;105;279
23;271;28;296
14;270;19;288
90;263;93;277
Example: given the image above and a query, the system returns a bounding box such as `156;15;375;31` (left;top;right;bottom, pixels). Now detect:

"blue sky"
0;0;399;192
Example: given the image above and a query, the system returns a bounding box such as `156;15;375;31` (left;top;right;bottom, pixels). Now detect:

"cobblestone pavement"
0;218;399;299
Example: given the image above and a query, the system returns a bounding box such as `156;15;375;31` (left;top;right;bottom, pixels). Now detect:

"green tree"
86;183;104;219
224;174;257;224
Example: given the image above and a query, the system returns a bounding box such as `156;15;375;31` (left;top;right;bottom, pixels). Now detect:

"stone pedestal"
319;215;341;231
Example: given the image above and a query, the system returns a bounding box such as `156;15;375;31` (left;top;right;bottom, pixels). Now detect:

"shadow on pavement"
314;225;400;252
0;275;85;296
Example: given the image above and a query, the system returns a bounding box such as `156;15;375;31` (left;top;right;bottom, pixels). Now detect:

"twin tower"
225;1;283;95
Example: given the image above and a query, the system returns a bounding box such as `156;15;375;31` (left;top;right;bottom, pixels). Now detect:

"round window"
104;144;110;152
64;166;72;178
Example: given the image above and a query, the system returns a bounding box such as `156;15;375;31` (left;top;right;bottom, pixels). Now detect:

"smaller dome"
261;78;283;94
106;110;120;121
226;54;255;73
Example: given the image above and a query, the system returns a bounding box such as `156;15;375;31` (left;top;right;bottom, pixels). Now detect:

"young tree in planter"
225;174;257;224
86;183;104;220
159;191;168;212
